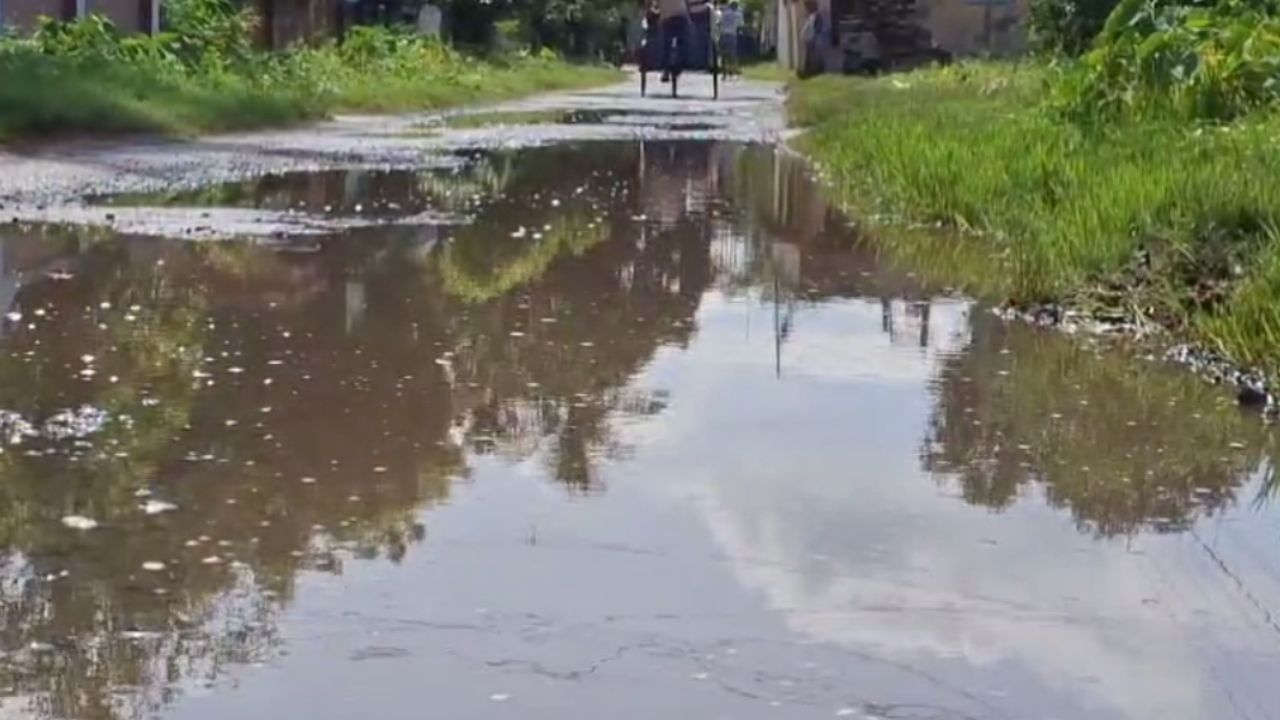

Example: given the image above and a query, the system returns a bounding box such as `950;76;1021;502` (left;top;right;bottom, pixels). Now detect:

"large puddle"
0;141;1278;720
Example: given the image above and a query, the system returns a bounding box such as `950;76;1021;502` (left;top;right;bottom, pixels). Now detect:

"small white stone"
61;515;98;531
141;500;179;515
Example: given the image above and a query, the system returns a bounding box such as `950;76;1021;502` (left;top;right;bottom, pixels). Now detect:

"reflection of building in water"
882;298;933;348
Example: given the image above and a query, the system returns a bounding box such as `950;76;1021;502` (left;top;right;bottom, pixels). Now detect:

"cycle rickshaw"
638;9;720;99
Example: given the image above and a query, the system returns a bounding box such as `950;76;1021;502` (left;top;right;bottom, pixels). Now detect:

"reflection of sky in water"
619;290;1280;720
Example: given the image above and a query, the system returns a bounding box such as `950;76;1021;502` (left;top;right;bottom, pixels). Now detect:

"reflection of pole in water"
772;150;788;227
881;297;893;339
919;301;930;348
638;140;646;191
768;242;801;379
344;279;366;335
774;273;781;378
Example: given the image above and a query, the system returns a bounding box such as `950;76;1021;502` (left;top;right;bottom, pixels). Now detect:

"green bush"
161;0;257;66
0;3;620;140
789;62;1280;374
1054;0;1280;121
1029;0;1121;55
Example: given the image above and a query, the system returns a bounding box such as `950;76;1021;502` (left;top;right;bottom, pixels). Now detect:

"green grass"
0;53;309;140
787;61;1280;374
0;34;621;142
740;62;790;83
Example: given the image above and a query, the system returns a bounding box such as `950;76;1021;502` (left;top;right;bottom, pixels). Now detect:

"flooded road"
1;89;1280;720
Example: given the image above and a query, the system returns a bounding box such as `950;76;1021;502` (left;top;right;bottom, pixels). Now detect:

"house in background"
252;0;343;49
773;0;1027;74
0;0;159;33
920;0;1027;56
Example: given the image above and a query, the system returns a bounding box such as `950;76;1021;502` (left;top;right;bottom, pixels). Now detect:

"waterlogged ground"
0;79;1278;720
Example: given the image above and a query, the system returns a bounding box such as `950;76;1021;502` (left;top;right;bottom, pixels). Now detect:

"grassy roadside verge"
741;62;791;83
784;62;1280;376
0;20;621;142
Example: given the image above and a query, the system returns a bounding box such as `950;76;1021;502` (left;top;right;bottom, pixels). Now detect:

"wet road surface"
0;78;1279;720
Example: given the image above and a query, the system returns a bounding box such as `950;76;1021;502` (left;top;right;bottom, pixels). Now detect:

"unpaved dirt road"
0;73;1278;720
0;74;782;238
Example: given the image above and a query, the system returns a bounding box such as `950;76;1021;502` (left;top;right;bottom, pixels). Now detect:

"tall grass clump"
789;52;1280;372
1054;0;1280;122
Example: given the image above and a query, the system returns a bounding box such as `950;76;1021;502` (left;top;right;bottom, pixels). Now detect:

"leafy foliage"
1053;0;1280;121
161;0;258;65
1029;0;1122;55
0;1;618;140
439;0;634;57
790;63;1280;374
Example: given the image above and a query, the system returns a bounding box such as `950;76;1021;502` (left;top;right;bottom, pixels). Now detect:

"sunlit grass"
740;62;790;83
0;40;621;141
788;61;1280;373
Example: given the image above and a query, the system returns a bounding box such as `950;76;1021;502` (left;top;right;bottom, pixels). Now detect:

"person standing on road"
657;0;691;82
798;0;826;78
717;0;743;75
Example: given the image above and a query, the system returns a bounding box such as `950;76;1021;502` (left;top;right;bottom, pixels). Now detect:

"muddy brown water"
0;141;1278;720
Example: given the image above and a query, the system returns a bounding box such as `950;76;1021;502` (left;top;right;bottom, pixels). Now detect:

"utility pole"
982;0;991;55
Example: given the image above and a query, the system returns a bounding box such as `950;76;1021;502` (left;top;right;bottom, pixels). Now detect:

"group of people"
645;0;746;79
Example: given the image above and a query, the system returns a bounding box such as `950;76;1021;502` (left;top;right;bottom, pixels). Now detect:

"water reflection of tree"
0;232;465;720
0;141;746;718
923;312;1275;537
422;142;713;491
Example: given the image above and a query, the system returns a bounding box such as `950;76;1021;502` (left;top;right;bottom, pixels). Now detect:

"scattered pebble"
61;515;98;531
141;500;179;515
